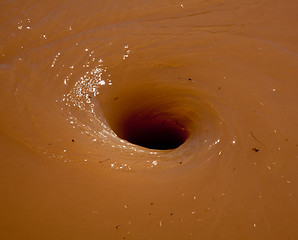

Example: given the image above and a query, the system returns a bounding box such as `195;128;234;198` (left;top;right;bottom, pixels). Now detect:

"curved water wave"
3;29;295;174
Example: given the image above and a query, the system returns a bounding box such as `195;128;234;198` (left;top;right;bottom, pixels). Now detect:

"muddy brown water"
1;0;298;239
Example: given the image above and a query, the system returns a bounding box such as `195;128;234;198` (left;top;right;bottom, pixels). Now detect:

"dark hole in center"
120;111;189;150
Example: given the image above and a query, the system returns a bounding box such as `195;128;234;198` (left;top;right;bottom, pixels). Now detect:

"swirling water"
1;0;298;239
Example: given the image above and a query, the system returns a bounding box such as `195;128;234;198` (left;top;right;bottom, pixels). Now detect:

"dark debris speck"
252;147;260;152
